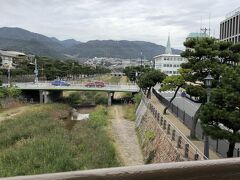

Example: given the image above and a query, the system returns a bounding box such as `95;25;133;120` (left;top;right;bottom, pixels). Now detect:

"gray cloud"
0;0;239;49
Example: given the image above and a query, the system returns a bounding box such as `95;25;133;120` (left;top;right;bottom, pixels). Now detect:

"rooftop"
187;32;208;38
153;54;181;59
0;50;26;58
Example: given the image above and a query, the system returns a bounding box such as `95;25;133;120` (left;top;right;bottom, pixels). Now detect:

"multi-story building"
0;50;29;69
220;7;240;44
153;36;187;76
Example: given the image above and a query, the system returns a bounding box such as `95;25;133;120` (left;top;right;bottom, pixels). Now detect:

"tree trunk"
163;84;183;115
227;142;235;158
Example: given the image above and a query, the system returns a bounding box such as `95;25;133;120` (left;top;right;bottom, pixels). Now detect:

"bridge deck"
12;82;140;93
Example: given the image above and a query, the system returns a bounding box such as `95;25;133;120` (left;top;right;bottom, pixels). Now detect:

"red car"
85;81;105;88
94;81;105;87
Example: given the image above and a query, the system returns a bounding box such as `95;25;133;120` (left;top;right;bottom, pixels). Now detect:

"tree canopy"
0;56;110;80
181;37;240;157
138;69;166;97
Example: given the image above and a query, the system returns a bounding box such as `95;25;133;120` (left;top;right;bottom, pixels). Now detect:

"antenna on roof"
200;16;202;35
208;13;211;37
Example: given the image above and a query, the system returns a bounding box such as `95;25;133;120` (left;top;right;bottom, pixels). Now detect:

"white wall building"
0;50;27;69
153;36;187;76
220;7;240;44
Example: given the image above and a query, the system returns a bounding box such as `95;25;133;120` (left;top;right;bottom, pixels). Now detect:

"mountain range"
0;27;181;59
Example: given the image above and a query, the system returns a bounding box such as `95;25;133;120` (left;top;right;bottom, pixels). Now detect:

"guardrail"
148;103;207;160
3;158;240;180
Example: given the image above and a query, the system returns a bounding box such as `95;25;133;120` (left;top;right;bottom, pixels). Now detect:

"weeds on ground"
0;104;119;177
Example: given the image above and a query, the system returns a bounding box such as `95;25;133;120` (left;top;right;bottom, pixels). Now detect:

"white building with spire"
153;36;187;76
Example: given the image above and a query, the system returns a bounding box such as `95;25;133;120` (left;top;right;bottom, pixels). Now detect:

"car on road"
85;81;105;88
51;80;70;86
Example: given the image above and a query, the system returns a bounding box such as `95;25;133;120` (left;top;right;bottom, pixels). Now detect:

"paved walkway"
150;94;220;160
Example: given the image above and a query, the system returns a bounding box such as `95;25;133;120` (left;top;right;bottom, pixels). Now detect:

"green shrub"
66;92;108;106
89;106;108;128
133;93;142;109
123;105;136;121
0;87;21;98
144;130;156;141
95;93;108;105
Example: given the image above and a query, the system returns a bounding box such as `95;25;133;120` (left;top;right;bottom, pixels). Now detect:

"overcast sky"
0;0;239;49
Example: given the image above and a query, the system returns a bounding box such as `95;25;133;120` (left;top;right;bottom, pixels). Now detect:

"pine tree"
181;37;240;157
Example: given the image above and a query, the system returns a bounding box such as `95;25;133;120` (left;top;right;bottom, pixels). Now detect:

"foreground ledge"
2;158;240;180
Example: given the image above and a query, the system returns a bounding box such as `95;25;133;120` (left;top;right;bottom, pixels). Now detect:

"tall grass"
122;105;136;121
0;104;120;177
122;93;142;121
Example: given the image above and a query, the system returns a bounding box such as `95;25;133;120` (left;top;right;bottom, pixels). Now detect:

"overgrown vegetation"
0;104;120;177
133;93;142;108
122;93;142;121
0;87;21;98
122;104;136;121
65;91;108;106
144;130;156;142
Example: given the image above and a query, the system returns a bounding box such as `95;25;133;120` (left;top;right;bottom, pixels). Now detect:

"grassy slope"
0;104;120;177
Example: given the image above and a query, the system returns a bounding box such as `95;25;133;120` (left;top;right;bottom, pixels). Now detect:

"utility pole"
140;51;143;67
208;13;211;37
200;27;208;37
7;66;10;86
34;58;38;84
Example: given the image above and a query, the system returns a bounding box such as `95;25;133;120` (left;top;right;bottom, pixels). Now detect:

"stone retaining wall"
137;108;181;163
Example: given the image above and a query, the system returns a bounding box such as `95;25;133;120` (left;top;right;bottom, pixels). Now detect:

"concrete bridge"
12;82;140;105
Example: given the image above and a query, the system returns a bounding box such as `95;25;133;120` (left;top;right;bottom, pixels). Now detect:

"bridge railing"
14;81;137;86
3;158;240;180
13;82;140;91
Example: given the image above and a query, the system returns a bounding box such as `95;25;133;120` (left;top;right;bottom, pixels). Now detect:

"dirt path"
0;106;30;122
110;105;144;166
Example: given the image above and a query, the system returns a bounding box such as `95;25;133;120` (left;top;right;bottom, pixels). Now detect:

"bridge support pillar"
39;90;49;104
108;92;114;106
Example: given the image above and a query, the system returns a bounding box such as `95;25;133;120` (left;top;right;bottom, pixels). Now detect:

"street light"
203;73;214;158
29;58;38;84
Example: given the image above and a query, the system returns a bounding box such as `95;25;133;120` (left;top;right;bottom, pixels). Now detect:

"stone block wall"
137;109;181;163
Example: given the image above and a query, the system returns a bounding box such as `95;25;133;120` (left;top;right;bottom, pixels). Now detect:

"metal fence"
140;92;207;161
152;88;240;158
148;102;207;160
